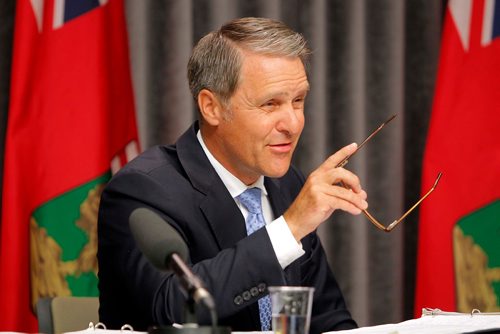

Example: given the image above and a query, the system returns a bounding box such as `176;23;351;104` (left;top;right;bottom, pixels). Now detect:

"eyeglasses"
335;115;442;232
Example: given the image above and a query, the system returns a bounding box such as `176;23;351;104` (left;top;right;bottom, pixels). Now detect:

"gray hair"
187;17;311;108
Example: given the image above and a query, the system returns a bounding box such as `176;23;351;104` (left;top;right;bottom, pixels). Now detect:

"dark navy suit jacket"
97;122;357;333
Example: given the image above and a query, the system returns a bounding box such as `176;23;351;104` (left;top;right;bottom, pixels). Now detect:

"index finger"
324;143;358;168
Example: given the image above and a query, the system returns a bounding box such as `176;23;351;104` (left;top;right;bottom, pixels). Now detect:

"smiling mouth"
269;142;293;153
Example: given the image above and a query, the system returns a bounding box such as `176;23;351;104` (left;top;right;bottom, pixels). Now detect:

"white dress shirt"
197;131;304;269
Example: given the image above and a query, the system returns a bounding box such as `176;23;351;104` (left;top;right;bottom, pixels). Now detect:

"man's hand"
284;143;368;241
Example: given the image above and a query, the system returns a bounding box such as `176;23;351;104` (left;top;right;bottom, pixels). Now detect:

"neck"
199;126;259;185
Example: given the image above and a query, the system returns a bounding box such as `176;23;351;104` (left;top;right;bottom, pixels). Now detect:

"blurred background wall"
0;0;445;327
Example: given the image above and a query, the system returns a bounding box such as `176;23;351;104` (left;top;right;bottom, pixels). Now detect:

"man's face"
211;51;309;185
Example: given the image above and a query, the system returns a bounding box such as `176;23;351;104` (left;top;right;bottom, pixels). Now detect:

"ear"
197;89;224;126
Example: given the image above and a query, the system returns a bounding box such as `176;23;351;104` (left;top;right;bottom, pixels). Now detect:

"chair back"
37;296;100;334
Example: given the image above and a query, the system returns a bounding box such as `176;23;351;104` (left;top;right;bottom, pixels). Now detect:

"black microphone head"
129;207;189;270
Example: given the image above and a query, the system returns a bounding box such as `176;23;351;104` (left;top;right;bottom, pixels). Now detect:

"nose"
275;103;304;136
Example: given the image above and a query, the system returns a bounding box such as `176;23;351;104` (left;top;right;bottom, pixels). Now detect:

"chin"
264;165;292;178
260;155;293;178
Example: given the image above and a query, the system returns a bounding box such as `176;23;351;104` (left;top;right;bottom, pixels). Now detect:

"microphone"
129;208;215;317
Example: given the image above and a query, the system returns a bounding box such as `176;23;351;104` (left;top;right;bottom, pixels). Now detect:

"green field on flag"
457;200;500;302
32;172;111;295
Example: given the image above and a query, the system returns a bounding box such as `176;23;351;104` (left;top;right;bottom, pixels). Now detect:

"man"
98;17;367;333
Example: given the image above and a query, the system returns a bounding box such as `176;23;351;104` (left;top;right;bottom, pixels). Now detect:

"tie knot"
238;187;262;214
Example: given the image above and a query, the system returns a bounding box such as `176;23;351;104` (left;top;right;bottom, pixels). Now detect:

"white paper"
330;313;500;334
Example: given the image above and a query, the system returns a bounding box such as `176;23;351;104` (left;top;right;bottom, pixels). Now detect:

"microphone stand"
148;254;231;334
148;297;230;334
183;295;198;326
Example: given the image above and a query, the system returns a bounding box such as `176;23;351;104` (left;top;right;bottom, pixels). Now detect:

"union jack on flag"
31;0;109;31
450;0;500;50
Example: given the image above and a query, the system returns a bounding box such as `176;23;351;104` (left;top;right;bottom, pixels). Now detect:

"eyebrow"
262;85;310;101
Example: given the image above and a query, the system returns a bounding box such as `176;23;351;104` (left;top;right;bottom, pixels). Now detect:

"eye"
260;100;279;111
292;96;306;108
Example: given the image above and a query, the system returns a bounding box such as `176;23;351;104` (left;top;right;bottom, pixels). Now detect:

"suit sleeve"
300;233;358;332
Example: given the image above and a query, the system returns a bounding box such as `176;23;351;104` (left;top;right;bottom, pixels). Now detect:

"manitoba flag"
415;0;500;314
0;0;139;331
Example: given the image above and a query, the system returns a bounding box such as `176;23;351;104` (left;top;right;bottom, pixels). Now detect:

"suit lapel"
177;123;247;250
199;184;248;250
265;178;287;217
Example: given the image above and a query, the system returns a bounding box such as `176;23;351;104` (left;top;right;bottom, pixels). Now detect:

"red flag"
0;0;139;331
415;0;500;315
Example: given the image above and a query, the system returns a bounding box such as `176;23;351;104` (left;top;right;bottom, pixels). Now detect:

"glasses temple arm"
336;114;397;169
386;172;443;231
362;209;388;231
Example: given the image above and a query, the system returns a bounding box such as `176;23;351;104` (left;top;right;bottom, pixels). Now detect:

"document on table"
327;309;500;334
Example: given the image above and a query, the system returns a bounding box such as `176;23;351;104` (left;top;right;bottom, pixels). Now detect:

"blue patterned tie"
238;187;273;331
